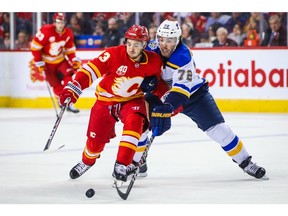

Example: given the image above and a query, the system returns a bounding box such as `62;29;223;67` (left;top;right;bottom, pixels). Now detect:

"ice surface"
0;108;287;215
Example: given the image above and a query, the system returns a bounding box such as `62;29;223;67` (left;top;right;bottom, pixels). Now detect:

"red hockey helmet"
53;12;66;22
124;24;149;42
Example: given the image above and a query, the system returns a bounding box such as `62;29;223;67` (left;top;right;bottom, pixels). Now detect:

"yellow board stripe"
1;97;288;113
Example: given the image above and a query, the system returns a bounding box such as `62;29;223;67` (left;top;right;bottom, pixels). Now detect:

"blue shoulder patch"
146;40;158;51
167;43;192;69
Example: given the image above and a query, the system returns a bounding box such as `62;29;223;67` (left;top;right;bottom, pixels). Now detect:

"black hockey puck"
86;188;95;198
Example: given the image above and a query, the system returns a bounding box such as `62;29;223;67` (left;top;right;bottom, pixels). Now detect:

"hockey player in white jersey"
133;19;268;180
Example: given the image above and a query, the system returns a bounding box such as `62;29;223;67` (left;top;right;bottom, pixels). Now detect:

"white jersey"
161;43;207;98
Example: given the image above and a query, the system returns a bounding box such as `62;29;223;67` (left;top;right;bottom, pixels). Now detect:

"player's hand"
72;57;82;70
140;76;158;92
145;92;163;114
150;104;173;136
59;81;82;106
30;60;45;82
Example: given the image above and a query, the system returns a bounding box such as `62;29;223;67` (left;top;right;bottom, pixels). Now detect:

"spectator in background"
224;12;247;33
2;13;10;33
160;12;175;22
189;12;207;37
228;23;245;46
181;22;200;48
0;24;4;39
172;12;192;22
0;12;3;25
249;12;269;33
93;22;105;36
118;12;136;35
203;22;223;43
205;12;231;33
75;12;93;35
15;12;32;36
92;12;117;24
140;12;155;29
100;17;122;48
14;30;31;50
67;14;82;35
261;14;287;46
212;27;238;47
148;23;157;42
0;32;10;49
243;17;260;47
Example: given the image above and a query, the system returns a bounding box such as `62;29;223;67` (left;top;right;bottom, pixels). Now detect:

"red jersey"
76;44;163;105
30;24;76;64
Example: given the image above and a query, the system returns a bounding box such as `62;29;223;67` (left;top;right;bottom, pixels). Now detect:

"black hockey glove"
145;92;163;114
140;76;158;92
151;104;173;136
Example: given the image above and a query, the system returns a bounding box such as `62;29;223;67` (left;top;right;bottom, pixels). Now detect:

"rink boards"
0;48;287;112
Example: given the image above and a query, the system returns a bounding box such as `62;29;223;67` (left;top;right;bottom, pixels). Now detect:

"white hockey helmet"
157;20;182;46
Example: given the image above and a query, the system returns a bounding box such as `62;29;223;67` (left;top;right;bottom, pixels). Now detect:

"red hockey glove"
71;57;82;70
150;104;173;136
30;60;45;82
59;81;82;106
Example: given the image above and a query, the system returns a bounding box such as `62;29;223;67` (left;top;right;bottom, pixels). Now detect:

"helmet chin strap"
172;38;179;52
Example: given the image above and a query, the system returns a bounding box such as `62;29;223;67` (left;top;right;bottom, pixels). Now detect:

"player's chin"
160;49;171;58
128;53;139;60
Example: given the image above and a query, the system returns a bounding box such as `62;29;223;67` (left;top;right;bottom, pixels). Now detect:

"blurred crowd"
0;12;287;50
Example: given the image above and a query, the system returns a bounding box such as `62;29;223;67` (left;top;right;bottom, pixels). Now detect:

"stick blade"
115;180;135;200
43;145;65;153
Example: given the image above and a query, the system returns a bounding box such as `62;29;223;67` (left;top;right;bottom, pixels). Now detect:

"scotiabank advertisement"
194;49;288;100
0;48;287;101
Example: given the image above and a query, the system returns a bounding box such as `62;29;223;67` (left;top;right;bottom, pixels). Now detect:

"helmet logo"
127;32;137;36
163;24;170;29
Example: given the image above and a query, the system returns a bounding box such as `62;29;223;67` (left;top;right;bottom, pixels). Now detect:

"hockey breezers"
115;128;158;200
43;98;70;151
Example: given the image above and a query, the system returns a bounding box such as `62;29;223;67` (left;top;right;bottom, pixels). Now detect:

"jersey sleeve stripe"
170;86;190;97
30;40;43;50
87;62;102;78
167;61;180;69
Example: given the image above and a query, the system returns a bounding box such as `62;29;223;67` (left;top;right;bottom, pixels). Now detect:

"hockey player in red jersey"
30;12;81;113
59;24;163;186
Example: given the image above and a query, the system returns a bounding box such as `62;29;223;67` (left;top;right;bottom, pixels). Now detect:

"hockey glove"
145;92;163;114
72;57;82;70
30;60;45;82
59;81;82;106
150;104;173;136
140;76;158;92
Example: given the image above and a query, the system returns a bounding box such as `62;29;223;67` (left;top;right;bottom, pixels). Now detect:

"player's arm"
30;29;47;82
59;52;107;106
150;66;191;136
65;28;82;70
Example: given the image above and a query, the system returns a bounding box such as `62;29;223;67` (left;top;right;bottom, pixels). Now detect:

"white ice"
0;108;287;215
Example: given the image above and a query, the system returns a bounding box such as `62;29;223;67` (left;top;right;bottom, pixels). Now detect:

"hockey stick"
115;128;158;200
43;98;70;151
45;81;59;118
